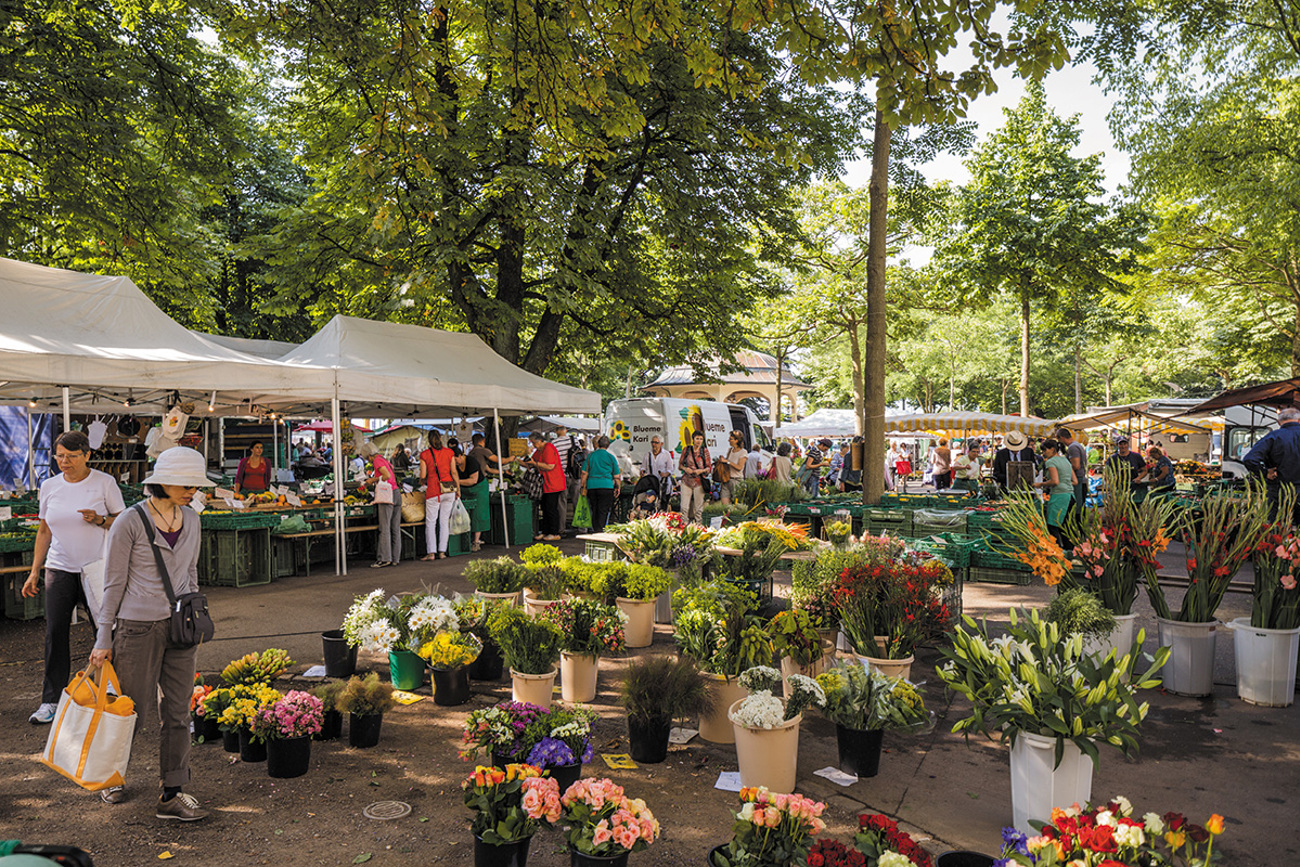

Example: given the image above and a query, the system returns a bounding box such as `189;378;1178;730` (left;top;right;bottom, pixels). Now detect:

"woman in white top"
23;430;125;725
718;430;748;505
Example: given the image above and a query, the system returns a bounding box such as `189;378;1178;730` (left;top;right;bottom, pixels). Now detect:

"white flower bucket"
1009;731;1094;835
1230;617;1300;707
1082;613;1138;661
1156;618;1219;697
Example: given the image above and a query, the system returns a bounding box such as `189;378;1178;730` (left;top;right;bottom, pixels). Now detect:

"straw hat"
1003;430;1027;449
141;447;212;488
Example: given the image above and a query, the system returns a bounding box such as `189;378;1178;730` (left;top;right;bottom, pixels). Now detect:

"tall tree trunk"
863;106;891;506
1293;301;1300;376
1019;293;1031;416
848;321;865;435
949;372;955;410
1001;379;1008;416
1073;343;1083;414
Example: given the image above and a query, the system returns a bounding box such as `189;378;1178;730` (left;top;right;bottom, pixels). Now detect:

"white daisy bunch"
406;594;459;651
358;621;401;654
342;588;393;647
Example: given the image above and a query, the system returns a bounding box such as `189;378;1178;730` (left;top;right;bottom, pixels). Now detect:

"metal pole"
272;418;279;477
494;407;509;549
62;386;70;432
331;389;347;575
27;406;35;489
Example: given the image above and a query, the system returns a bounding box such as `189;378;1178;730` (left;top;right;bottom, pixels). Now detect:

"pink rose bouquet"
711;786;826;867
559;777;659;857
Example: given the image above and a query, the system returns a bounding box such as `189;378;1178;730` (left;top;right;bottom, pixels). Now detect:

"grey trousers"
376;502;401;562
113;619;196;788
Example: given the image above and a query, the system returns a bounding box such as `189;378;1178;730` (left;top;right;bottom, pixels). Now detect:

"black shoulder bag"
134;503;215;648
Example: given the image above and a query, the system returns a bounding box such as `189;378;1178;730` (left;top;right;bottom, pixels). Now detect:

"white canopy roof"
777;409;861;437
270;315;601;417
0;258;317;414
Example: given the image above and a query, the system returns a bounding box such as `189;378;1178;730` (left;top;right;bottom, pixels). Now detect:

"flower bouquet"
216;683;282;733
416;630;483;669
997;795;1225;866
1250;486;1300;630
824;519;853;547
855;813;933;867
250;690;324;742
938;608;1168;831
834;557;951;661
539;597;627;701
729;666;824;792
815;663;929;733
673;579;771;677
805;839;866;867
461;701;595;776
220;648;294;685
709;786;826;867
559;777;659;859
462;763;561;847
996;491;1072;587
461;700;551;763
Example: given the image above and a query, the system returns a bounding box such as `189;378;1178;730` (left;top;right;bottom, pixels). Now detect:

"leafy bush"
769;609;825;667
463;557;528;594
815;663;928;730
1047;588;1117;639
309;680;345;713
673;579;771;677
619;564;672;600
524;564;569;601
489;605;564;674
731;479;808;508
521;543;564;567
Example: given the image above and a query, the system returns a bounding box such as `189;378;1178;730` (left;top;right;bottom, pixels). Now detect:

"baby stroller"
629;474;668;520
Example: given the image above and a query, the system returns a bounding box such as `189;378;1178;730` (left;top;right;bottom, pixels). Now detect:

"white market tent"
0;258;318;417
776;408;861;438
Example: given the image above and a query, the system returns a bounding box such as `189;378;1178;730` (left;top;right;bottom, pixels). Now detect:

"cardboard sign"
1007;461;1036;491
231;499;247;510
0;506;10;521
508;438;528;458
286;492;302;507
601;754;638;770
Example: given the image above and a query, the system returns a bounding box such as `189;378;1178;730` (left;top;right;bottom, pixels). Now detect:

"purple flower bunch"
527;736;578;768
670;544;699;568
252;690;324;741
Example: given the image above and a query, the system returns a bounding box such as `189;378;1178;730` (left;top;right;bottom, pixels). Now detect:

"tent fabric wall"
0;406;55;490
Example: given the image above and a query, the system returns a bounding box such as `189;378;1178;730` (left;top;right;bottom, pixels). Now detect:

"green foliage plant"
488;605;564;675
672;579;771;677
768;609;825;667
520;543;564;567
309;680;345;713
336;673;397;717
464;557;529;594
524;564;569;601
1046;588;1117;640
618;563;672;600
731;479;808;509
937;609;1169;768
618;655;714;725
814;662;928;731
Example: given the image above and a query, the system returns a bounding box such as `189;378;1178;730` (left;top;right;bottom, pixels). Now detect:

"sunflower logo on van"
609;420;631;443
677;405;705;453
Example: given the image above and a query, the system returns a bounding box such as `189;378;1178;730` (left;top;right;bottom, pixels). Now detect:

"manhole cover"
363;801;412;820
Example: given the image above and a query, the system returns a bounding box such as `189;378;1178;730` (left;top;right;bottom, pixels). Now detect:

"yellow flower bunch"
217;683;282;729
417;631;482;669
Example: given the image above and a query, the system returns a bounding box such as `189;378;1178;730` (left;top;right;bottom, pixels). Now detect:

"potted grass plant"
728;666;825;794
537;598;626;702
337;672;397;748
618;656;714;763
937;608;1168;833
489;605;564;708
815;662;929;779
673;579;772;744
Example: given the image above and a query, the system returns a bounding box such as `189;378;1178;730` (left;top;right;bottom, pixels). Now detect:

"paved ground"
0;537;1294;866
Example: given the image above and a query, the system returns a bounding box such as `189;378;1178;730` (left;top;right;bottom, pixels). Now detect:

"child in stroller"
629;474;664;520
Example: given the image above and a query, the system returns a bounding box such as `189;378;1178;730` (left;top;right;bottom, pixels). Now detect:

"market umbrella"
883;412;1059;438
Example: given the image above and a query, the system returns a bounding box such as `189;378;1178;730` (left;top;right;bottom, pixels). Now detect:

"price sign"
215;487;235;501
286;492;302;507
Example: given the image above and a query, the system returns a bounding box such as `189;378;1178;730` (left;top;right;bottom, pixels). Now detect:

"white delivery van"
603;398;773;476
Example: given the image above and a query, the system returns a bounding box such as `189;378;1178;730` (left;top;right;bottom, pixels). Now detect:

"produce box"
201;511;283;530
970;548;1028;571
967;566;1032;586
910;508;971;537
488;496;536;547
863;509;912;537
198;527;273;588
3;554;41;620
909;533;980;569
0;532;36;554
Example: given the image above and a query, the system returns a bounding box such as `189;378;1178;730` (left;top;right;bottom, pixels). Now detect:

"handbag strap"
134;503;179;609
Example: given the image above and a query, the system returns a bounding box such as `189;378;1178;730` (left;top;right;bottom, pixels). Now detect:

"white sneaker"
29;703;57;724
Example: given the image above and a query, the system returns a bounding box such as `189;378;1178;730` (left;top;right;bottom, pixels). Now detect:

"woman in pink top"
419;431;460;560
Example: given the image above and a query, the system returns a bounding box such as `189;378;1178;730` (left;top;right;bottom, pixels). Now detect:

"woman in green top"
581;435;622;532
1038;438;1074;549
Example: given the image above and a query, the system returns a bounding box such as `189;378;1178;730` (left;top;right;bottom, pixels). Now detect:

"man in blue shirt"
1242;407;1300;521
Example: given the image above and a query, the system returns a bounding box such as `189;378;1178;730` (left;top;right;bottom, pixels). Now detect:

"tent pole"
61;387;70;433
332;390;346;575
494;407;509;549
272;417;278;477
27;406;35;489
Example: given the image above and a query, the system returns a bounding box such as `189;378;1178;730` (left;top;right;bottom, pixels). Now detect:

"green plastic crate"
198;527;273;587
0;533;36;554
967;566;1032;586
201;511;283;530
4;570;43;620
488;496;537;546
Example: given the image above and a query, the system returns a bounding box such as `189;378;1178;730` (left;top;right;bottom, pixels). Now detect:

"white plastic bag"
373;480;394;505
449;498;471;535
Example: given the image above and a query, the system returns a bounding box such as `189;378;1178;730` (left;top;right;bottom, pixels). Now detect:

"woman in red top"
419;431;460;560
233;442;270;497
519;431;566;540
678;430;711;524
